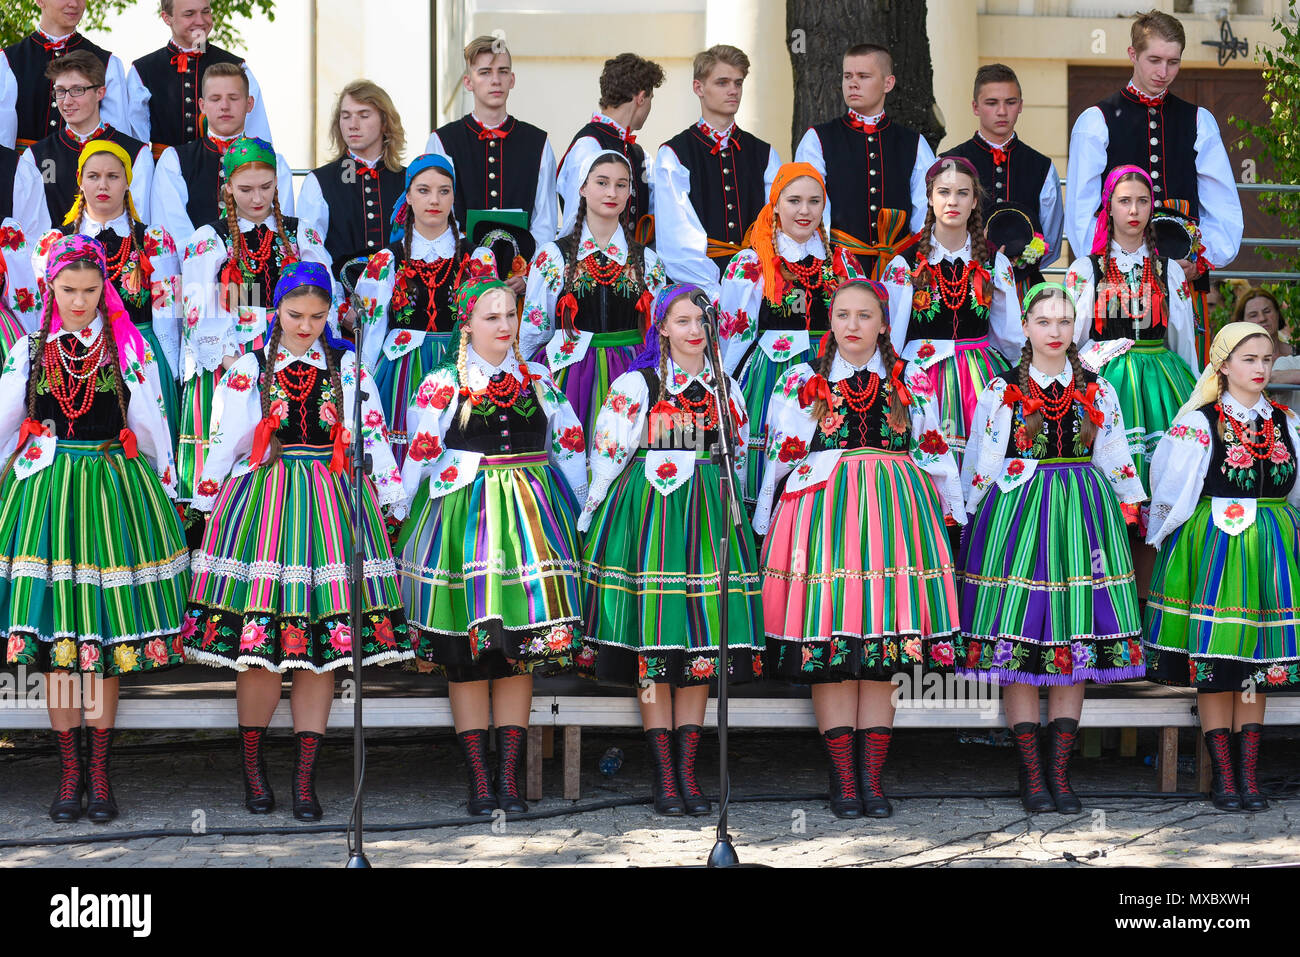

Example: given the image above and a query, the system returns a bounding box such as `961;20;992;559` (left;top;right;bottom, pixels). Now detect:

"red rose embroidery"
689;657;716;679
225;373;251;392
559;339;577;356
439;465;459;483
374;617;396;647
919;430;948;455
144;638;170;666
609;393;629;414
656;461;678;480
559;426;585;453
408;432;443;462
23;446;41;461
1224;503;1245;520
281;624;309;656
1006;459;1025;477
1053;647;1072;672
394;330;412;346
431;384;454;410
365;257;384;279
916;342;935;360
197;479;221;497
912;289;933;311
15;289;34;312
777;436;807;463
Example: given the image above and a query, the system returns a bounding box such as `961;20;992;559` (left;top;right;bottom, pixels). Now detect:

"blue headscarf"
390;154;457;243
268;261;355;353
627;283;705;373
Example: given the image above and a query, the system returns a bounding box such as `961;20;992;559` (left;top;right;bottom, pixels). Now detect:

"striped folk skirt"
579;452;763;687
1144;497;1300;692
397;451;583;682
177;368;222;503
956;459;1143;686
0;440;190;676
1095;340;1196;491
549;329;643;440
184;445;411;674
761;449;957;683
373;332;452;470
736;332;826;507
921;336;1010;458
0;304;24;363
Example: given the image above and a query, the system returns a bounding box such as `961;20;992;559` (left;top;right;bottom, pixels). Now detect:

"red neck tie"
991;147;1007;166
477;126;508;141
208;135;231;155
357;164;378;180
847;114;878;134
623;133;636;146
1132;89;1164;108
170;51;193;73
38;34;69;53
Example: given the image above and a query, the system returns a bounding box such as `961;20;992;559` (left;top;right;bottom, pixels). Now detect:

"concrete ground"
0;727;1295;867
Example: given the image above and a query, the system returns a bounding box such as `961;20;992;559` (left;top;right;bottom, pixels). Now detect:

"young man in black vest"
19;51;151;225
943;63;1063;292
298;79;407;283
151;61;291;244
1066;9;1241;359
425;35;555;295
795;43;933;279
0;0;128;150
124;0;272;158
653;44;780;298
558;52;664;239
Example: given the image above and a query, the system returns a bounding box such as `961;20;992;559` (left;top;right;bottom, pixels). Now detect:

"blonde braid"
513;340;546;408
1017;339;1044;446
455;325;474;428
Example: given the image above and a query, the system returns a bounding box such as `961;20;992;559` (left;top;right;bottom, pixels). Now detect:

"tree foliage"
1232;0;1300;335
0;0;275;51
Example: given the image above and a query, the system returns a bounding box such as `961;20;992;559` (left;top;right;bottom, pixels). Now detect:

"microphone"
689;290;718;327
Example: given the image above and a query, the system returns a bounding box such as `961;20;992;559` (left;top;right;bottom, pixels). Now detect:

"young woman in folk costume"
398;278;587;817
355;153;496;468
1065;164;1198;600
179;136;332;506
0;236;188;823
34;141;183;446
0;217;41;362
578;283;762;817
957;283;1145;814
1144;322;1300;812
755;279;964;820
183;262;409;822
523;149;667;434
716;162;870;506
883;155;1022;461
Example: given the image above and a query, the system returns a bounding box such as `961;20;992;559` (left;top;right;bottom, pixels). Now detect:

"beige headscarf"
1174;321;1276;423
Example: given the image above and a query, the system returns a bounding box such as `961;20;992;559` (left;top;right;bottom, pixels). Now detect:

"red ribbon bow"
990;147;1008;167
890;359;913;407
16;417;50;452
1132;90;1165;108
971;260;992;308
329;422;348;473
207;134;231;155
846;114;879;134
39;37;67;53
118;428;138;458
477;126;508;141
169;52;192;73
648;400;681;439
356;164;378;180
635;289;654;330
797;374;834;409
1076;382;1106;426
556;292;579;333
249;413;281;467
1001;384;1043;415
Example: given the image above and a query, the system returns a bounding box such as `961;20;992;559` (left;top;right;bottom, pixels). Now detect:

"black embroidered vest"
4;33;113;144
809;369;909;453
309;156;406;279
435;115;548;230
1199;400;1297;499
661;124;769;253
131;42;245;148
1087;253;1172;342
30;334;124;440
811;114;918;243
443;367;547;455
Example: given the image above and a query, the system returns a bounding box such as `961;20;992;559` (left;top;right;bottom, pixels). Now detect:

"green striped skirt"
373;332;452;469
184;445;410;674
397;451;583;682
956;459;1144;686
579;451;763;687
761;449;957;682
0;440;190;675
177;368;221;503
736;332;826;507
1096;339;1196;490
1145;497;1300;691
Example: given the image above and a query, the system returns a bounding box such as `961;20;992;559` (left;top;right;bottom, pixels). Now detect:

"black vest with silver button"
435;115;548;232
130;42;245;148
3;33;113;144
662;124;769;255
29;126;147;225
1097;88;1200;219
309;155;406;279
812;114;918;245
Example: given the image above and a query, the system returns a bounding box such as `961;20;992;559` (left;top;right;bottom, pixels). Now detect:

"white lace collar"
1220;390;1274;422
273;340;327;371
1029;364;1072;388
79;212;132;238
410;226;457;262
662;355;717;395
776;230;826;262
829;348;885;383
928;228;972;263
576;221;629;266
465;343;521;389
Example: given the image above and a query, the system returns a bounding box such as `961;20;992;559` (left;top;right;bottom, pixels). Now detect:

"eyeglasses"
53;85;101;101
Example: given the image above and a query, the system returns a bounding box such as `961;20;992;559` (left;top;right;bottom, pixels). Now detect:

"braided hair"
556;154;648;321
453;288;544;428
222;163;296;302
1016;285;1098;449
257;320;286;467
809;283;910;435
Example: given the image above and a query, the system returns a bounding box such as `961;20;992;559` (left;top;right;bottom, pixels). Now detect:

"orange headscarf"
741;162;827;304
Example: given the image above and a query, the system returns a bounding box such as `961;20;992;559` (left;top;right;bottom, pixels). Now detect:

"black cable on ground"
0;789;1286;851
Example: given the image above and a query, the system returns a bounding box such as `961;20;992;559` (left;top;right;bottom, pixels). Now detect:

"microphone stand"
342;258;372;869
696;295;746;868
